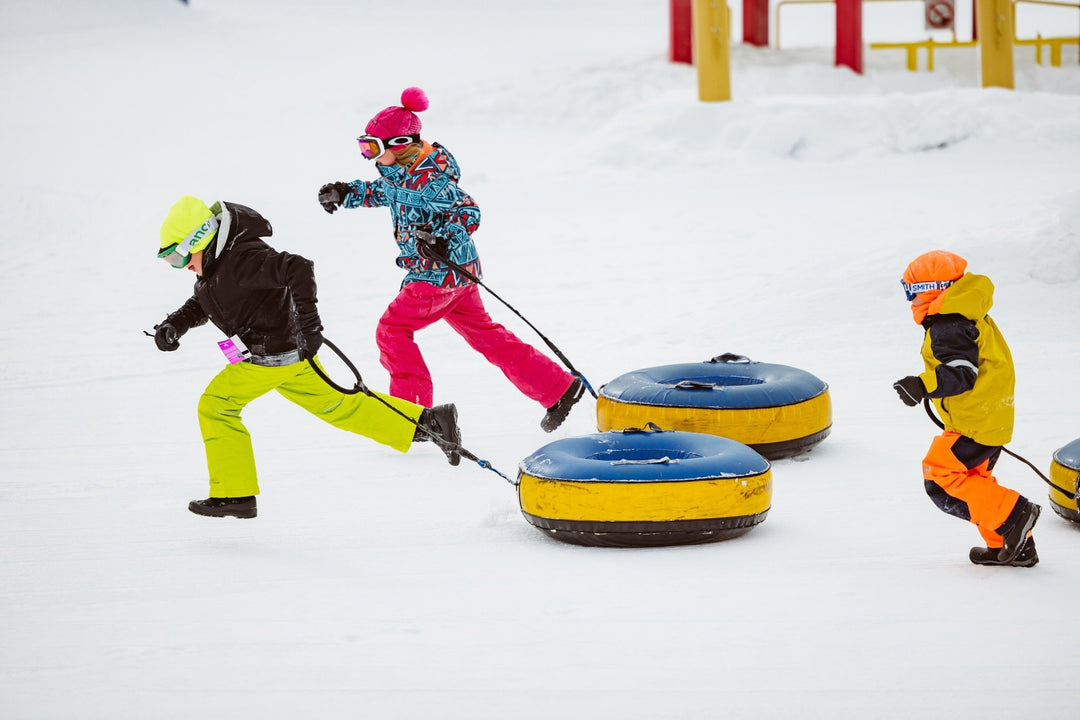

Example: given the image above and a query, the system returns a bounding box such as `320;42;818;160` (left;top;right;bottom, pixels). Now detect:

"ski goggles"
901;279;954;301
157;216;219;269
355;133;420;159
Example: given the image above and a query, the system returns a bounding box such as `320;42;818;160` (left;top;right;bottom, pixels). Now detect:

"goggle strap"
179;216;219;254
158;215;220;260
905;280;954;295
385;134;419;146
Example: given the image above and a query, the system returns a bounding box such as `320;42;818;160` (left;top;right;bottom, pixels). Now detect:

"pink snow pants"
376;282;574;409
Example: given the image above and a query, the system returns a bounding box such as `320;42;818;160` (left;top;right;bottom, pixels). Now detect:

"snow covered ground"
2;1;1079;718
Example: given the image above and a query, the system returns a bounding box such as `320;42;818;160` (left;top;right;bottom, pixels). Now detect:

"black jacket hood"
202;201;273;276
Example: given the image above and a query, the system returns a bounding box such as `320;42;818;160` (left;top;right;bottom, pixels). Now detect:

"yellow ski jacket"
917;273;1015;446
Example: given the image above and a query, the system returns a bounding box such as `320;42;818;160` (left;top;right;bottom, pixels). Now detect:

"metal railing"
774;0;1079;69
1014;0;1080;66
775;0;955;50
870;37;978;71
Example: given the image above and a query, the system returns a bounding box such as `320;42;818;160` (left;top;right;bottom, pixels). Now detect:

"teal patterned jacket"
342;142;482;289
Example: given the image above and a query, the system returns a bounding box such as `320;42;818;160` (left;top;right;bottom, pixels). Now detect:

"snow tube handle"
673;380;719;390
307;338;368;395
619;422;666;434
611;456;681;466
709;353;751;364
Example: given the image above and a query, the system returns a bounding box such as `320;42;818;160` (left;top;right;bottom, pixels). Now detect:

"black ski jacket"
163;202;321;357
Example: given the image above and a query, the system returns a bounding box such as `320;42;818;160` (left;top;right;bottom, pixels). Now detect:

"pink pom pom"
400;87;429;113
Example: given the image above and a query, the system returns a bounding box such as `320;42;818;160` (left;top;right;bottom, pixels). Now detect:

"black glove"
298;329;324;360
893;375;926;407
414;229;449;261
318;182;352;214
154;323;180;352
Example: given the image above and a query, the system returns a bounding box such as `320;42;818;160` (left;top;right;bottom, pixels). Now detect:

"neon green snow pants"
197;358;424;497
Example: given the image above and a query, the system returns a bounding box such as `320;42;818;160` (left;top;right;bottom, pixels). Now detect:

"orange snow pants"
922;431;1021;548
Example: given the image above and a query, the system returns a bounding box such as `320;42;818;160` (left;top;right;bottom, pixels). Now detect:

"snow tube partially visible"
1049;438;1080;524
517;427;771;547
596;354;831;460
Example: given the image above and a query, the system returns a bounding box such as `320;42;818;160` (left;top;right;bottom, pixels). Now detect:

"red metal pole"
670;0;693;63
742;0;769;46
835;0;864;73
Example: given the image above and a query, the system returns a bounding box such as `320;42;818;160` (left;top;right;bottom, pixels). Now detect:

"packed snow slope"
1;1;1079;718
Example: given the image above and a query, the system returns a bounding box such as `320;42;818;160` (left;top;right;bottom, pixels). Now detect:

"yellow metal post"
976;0;1014;88
692;0;731;101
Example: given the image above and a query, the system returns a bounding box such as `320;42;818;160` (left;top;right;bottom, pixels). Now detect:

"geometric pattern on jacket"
343;141;483;289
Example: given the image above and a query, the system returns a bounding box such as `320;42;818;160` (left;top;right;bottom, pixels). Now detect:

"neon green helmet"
158;196;219;268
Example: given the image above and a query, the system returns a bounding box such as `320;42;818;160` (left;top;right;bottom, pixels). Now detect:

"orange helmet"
902;250;967;301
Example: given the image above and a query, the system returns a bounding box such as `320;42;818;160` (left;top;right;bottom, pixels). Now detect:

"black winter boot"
413;403;462;466
996;499;1041;563
188;496;257;519
970;538;1039;567
541;377;585;433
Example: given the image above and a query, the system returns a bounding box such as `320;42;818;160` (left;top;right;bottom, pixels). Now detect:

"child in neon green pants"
153;196;463;518
197;360;422;498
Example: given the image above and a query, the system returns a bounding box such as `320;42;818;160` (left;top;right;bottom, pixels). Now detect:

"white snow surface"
2;1;1079;718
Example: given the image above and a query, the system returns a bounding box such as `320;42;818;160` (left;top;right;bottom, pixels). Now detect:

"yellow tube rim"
596;391;831;445
1049;459;1079;512
518;468;772;523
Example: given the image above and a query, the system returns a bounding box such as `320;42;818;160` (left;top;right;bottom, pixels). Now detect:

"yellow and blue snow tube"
517;427;771;547
596;354;831;460
1049;438;1080;524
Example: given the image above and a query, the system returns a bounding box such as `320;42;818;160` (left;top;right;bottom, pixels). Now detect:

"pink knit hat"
365;87;429;138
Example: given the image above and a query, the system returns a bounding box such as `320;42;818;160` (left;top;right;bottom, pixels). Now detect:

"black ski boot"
541;377;585;433
996;499;1041;563
188;496;257;519
413;403;462;466
970;538;1039;567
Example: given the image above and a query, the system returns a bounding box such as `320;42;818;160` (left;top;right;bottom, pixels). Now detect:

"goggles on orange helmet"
901;279;954;302
356;133;420;160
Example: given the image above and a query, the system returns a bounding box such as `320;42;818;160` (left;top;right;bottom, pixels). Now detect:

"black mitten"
298;329;324;360
893;376;926;407
414;229;449;261
154;323;180;352
318;182;352;214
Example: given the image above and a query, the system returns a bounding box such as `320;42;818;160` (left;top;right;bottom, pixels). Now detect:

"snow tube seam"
521;512;770;548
